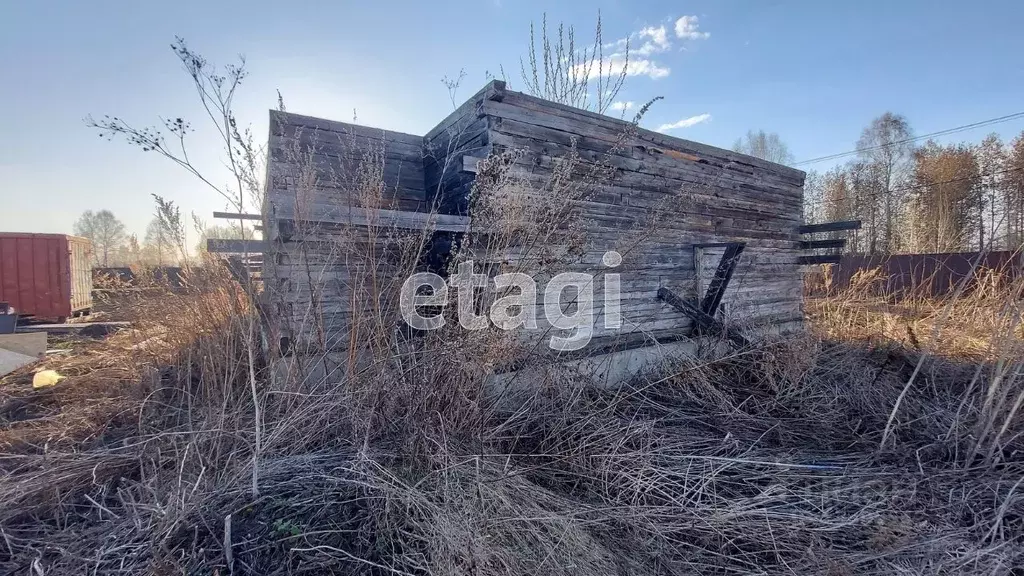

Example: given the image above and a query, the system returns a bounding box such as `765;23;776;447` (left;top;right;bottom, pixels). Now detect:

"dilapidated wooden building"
261;80;811;360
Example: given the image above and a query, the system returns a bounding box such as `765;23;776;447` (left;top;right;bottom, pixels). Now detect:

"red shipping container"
0;233;93;321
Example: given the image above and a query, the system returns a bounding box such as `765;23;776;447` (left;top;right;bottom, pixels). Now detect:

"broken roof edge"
490;83;806;182
267;79;806;182
424;80;505;142
267;108;424;144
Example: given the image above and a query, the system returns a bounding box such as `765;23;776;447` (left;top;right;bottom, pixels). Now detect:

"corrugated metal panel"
0;233;93;319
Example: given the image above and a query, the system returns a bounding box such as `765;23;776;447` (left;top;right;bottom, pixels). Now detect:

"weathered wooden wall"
423;83;498;215
473;83;806;351
262;81;806;355
264;111;430;351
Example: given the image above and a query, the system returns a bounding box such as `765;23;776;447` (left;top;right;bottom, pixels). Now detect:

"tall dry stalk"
514;12;629;115
88;37;270;495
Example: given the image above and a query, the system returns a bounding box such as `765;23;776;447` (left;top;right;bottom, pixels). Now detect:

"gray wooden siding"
262;80;805;355
268;111;426;212
422;83;499;215
264;111;431;352
475;84;805;350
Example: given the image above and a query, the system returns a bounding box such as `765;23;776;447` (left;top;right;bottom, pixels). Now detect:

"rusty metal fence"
806;250;1023;298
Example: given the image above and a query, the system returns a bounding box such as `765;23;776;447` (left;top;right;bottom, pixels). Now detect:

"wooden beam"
17;322;130;335
799;239;846;250
798;254;843;265
798;220;862;234
658;287;749;347
700;243;745;317
213;211;262;221
693;242;744;249
273;200;471;232
462;156;487;174
207;239;267;253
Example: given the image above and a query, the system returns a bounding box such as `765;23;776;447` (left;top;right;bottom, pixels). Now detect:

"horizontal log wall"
262;81;806;355
265;111;433;352
268;111;427;212
423;82;500;215
475;83;805;348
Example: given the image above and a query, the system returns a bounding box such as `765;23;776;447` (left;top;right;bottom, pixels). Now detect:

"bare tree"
516;12;629;114
73;209;127;266
1004;132;1024;249
821;166;864;252
732;130;794;165
122;234;142;265
802;169;824;224
907;141;980;253
143;218;172;266
847;160;883;253
976;134;1006;250
856;113;915;253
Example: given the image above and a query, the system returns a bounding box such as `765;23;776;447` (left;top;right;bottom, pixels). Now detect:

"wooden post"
700;243;745;317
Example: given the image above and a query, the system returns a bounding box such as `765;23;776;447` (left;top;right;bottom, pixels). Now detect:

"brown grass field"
0;264;1022;575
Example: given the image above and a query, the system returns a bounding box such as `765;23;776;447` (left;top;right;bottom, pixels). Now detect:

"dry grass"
7;69;1021;571
807;266;1024;359
0;267;244;454
0;268;1022;573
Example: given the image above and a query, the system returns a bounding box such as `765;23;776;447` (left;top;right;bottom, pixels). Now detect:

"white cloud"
573;55;670;80
582;16;709;82
675;16;710;40
656;113;712;133
636;25;671;56
623;58;671;79
611;101;635;111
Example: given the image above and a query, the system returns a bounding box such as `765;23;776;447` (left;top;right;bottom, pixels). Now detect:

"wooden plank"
694;242;745;249
207;239;268;253
269;182;427;213
798;254;843;265
700;243;745;317
273;200;471;232
424;80;506;142
213;212;262;221
657;287;748;347
17;321;130;334
274;126;425;158
269;149;426;191
462;156;487;174
486;129;804;209
799;239;846;250
798;220;862;234
271;110;424;147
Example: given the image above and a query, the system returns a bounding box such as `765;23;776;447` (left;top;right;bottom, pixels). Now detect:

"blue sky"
2;0;1023;241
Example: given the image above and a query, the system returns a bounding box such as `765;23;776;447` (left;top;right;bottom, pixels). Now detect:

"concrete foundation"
486;339;725;399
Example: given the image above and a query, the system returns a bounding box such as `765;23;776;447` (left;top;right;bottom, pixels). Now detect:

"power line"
794;111;1024;167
